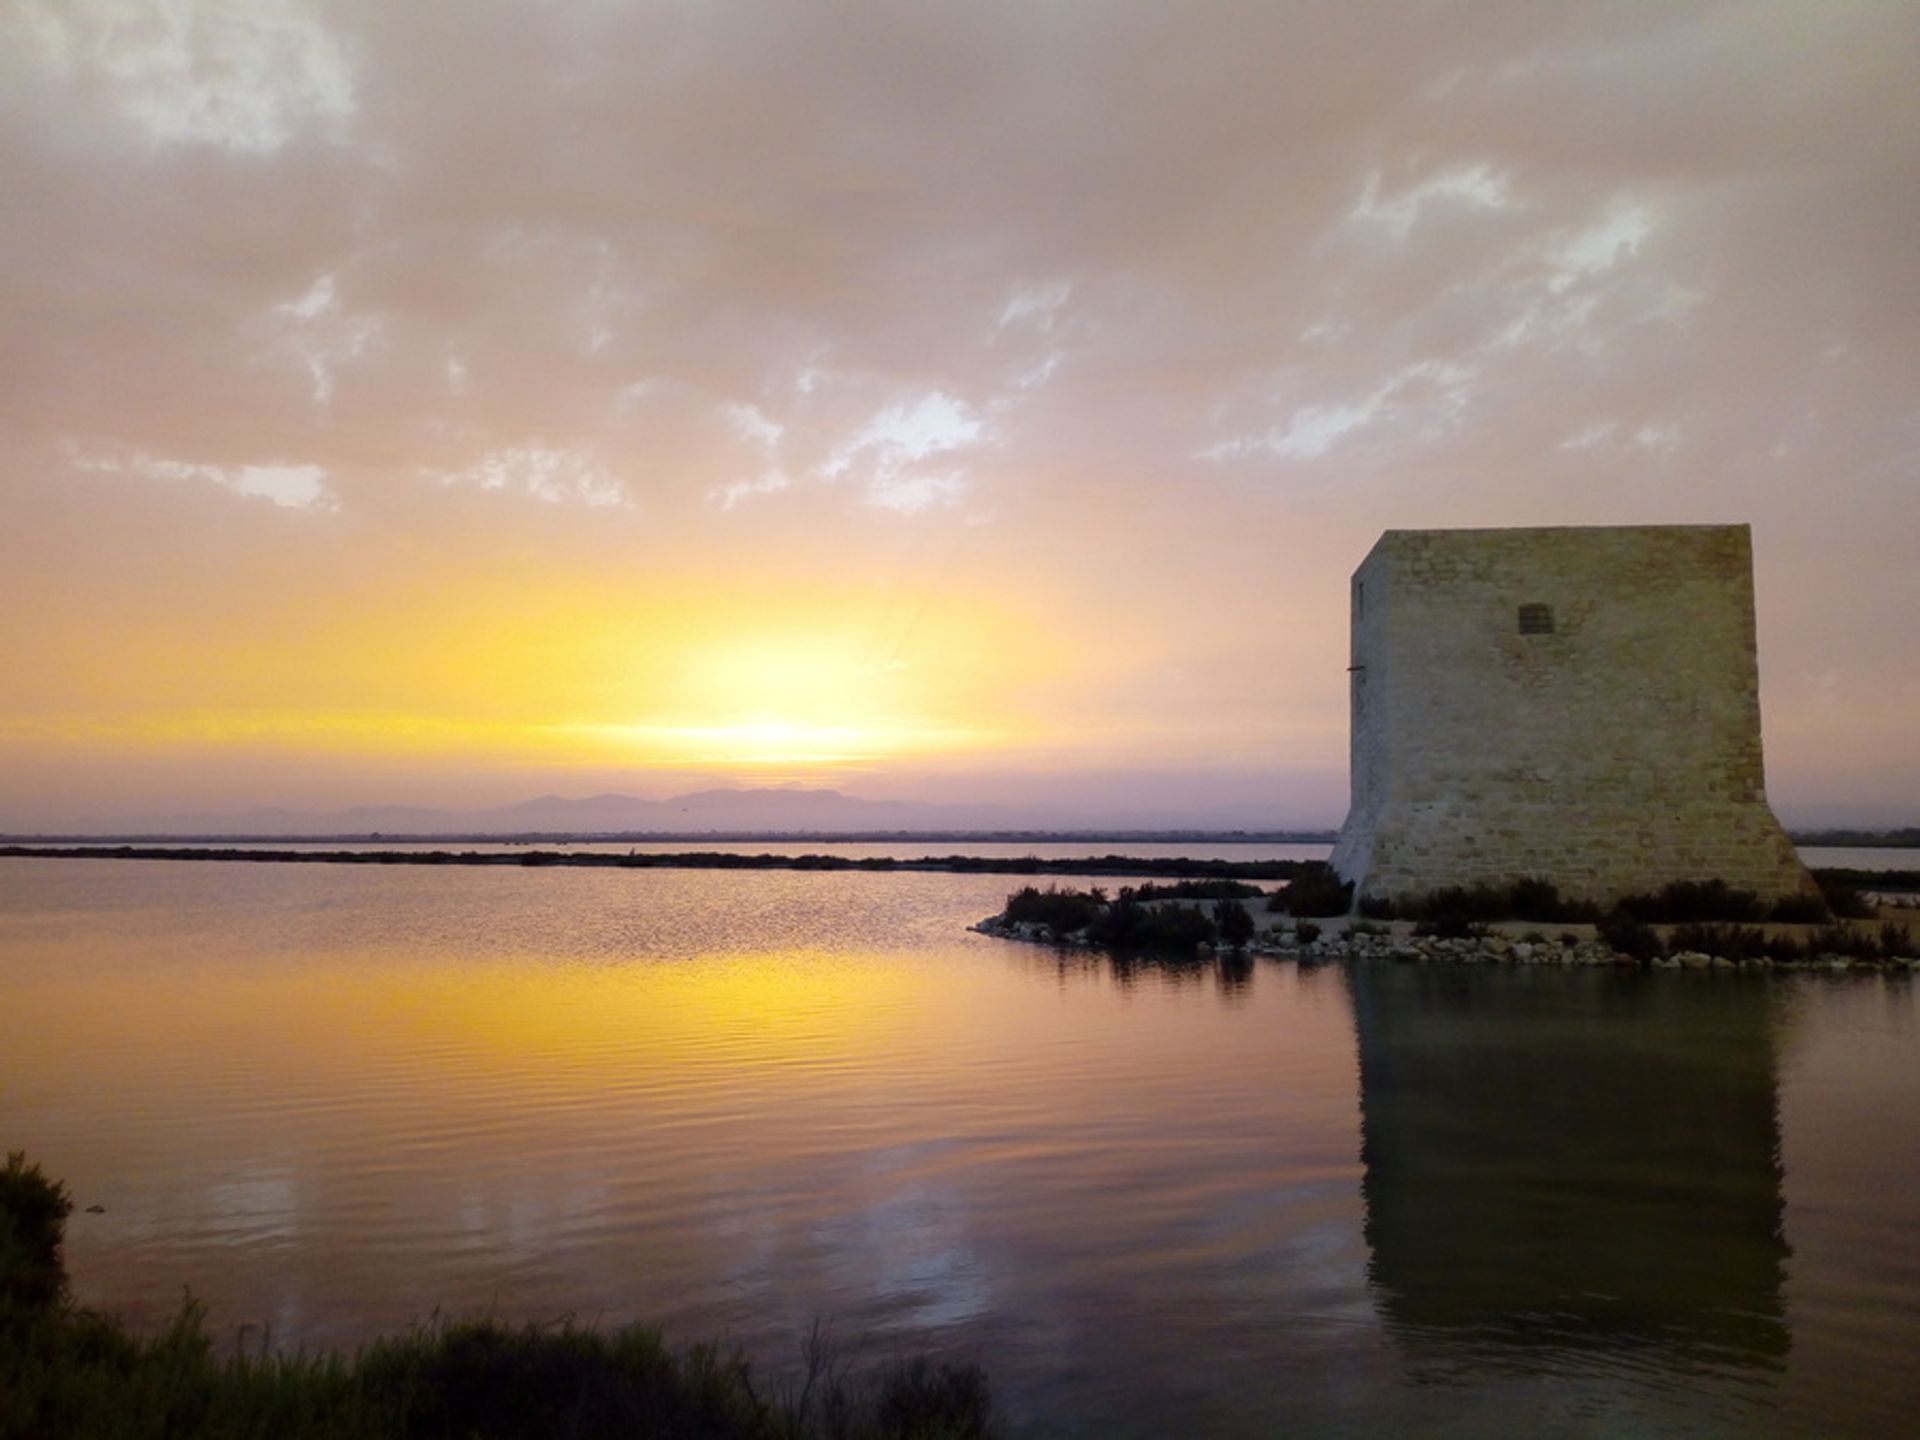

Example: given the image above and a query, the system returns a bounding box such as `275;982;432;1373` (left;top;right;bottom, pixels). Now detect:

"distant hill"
117;788;1020;838
1790;827;1920;849
50;787;1332;840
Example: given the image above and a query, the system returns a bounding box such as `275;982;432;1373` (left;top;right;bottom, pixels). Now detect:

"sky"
1;1;1916;831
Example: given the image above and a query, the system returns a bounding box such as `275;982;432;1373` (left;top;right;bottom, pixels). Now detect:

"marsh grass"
1;1155;996;1440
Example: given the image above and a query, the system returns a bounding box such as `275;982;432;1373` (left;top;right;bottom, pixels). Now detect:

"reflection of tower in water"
1347;962;1789;1371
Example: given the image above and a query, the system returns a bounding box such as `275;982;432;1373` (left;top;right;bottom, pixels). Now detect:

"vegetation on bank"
1265;869;1355;917
991;863;1912;966
1346;875;1871;926
1594;918;1915;966
998;884;1261;955
0;1153;996;1440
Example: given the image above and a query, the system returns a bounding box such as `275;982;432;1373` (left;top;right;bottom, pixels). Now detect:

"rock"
1512;942;1534;962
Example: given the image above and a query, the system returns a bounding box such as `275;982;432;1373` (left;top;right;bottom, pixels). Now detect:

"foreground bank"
0;1154;996;1440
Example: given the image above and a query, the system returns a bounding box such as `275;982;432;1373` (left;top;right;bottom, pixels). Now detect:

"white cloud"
711;470;794;510
1634;422;1679;453
996;280;1072;334
822;392;987;480
1348;163;1516;240
268;273;382;405
428;446;626;507
1550;204;1655;292
1560;420;1618;450
277;274;337;323
866;472;968;514
69;445;334;510
1012;351;1065;390
11;0;355;154
721;401;784;449
1198;385;1393;463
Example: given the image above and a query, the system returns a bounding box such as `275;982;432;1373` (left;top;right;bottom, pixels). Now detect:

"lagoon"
3;856;1918;1436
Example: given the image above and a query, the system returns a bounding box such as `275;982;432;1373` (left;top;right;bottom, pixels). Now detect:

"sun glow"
571;718;987;766
2;576;1055;777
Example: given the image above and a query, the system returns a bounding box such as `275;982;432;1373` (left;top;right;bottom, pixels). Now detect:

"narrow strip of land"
0;845;1304;880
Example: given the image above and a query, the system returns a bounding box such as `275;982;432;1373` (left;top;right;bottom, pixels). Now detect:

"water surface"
2;858;1916;1437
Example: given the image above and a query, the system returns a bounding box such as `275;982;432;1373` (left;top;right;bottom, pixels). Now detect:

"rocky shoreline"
970;909;1920;973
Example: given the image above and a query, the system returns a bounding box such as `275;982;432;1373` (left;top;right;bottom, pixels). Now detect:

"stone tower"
1330;524;1814;906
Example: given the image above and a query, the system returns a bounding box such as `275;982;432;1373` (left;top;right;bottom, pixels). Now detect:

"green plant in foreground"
0;1151;70;1319
0;1155;997;1440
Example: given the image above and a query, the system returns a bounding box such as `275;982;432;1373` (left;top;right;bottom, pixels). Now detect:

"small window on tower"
1518;603;1555;635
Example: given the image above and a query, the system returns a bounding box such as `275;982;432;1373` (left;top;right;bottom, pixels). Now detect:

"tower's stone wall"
1329;525;1814;905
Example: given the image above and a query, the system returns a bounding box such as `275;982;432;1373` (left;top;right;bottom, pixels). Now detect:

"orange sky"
1;2;1916;830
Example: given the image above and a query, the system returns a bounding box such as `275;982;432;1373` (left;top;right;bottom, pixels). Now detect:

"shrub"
1768;892;1832;924
1507;877;1593;923
1132;879;1263;902
1002;885;1103;934
1412;914;1488;940
1088;898;1218;955
1882;922;1915;959
1668;923;1772;963
1764;932;1809;964
1615;880;1764;924
1348;919;1390;937
1;1150;71;1319
1212;898;1256;949
1355;894;1397;920
1809;925;1893;961
1292;921;1322;945
1273;867;1353;917
1818;878;1878;920
1597;911;1664;962
874;1357;996;1439
1381;879;1598;925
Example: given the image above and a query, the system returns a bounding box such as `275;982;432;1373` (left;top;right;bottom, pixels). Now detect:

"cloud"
823;394;988;478
69;446;334;510
2;0;1917;818
1346;163;1518;241
426;446;626;508
819;393;990;512
996;280;1073;334
269;272;384;404
9;0;354;154
712;470;793;511
866;472;968;515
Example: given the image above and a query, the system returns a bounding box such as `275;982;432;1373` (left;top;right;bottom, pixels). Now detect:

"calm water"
2;858;1918;1437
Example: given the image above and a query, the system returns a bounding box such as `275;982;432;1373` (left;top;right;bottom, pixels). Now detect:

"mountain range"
69;788;1320;839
